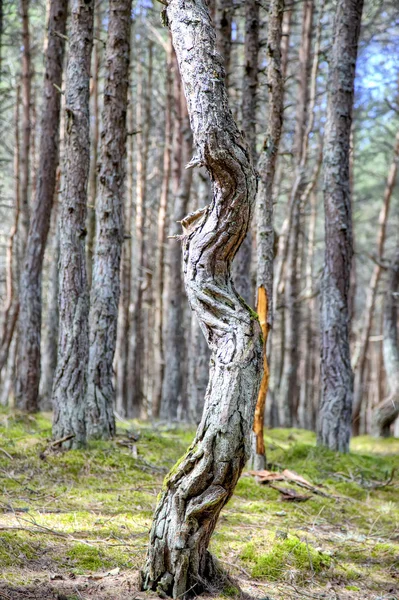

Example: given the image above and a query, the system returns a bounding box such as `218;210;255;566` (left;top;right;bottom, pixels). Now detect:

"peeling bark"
142;1;262;597
318;0;363;452
51;0;94;448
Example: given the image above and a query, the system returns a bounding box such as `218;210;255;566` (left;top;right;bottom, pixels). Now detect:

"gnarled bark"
16;0;68;412
142;1;262;597
372;246;399;437
51;0;94;448
318;0;363;452
86;0;132;439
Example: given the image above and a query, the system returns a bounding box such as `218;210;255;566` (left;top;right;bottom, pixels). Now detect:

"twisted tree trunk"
51;0;94;448
86;0;132;439
318;0;363;452
372;246;399;437
141;1;262;597
16;0;68;412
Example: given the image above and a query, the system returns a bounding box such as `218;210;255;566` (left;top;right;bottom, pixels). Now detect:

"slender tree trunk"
51;0;94;448
161;93;193;421
214;0;232;89
86;0;132;439
233;0;259;305
152;37;173;418
251;0;284;470
19;0;31;249
372;245;399;437
128;44;152;417
352;129;399;433
40;187;60;409
115;85;134;417
298;188;318;430
318;0;364;452
142;2;262;596
16;0;68;412
0;87;21;376
278;0;314;427
87;0;103;287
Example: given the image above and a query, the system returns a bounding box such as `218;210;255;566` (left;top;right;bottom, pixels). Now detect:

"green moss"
0;412;398;596
346;585;360;591
241;537;331;581
66;544;118;573
0;533;37;566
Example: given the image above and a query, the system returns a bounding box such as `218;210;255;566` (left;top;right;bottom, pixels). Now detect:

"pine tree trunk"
152;37;173;418
86;0;132;439
232;0;259;305
0;87;21;377
128;44;152;417
40;191;60;409
161;93;193;421
318;0;363;452
115;84;134;417
87;1;103;287
214;0;232;89
252;0;284;470
16;0;67;413
51;0;94;448
372;245;399;437
352;129;399;434
278;0;314;427
142;2;262;596
19;0;32;249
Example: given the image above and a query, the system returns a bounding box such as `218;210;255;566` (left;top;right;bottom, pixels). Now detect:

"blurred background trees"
0;0;398;446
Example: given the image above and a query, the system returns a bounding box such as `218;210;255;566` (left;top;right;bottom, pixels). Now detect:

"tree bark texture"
19;0;32;249
214;0;232;89
232;0;259;306
87;1;103;287
0;87;21;377
51;0;94;448
161;98;193;421
40;191;60;409
153;37;174;418
115;84;134;417
252;0;284;470
128;44;152;417
16;0;68;412
142;1;262;596
278;0;314;427
86;0;132;439
318;0;363;452
372;245;399;437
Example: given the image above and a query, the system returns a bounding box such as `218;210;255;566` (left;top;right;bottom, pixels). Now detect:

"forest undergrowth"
0;410;398;600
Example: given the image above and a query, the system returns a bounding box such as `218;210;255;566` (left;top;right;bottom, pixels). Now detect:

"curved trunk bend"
142;1;263;597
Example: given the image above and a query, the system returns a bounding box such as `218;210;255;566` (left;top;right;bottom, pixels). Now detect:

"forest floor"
0;411;398;600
